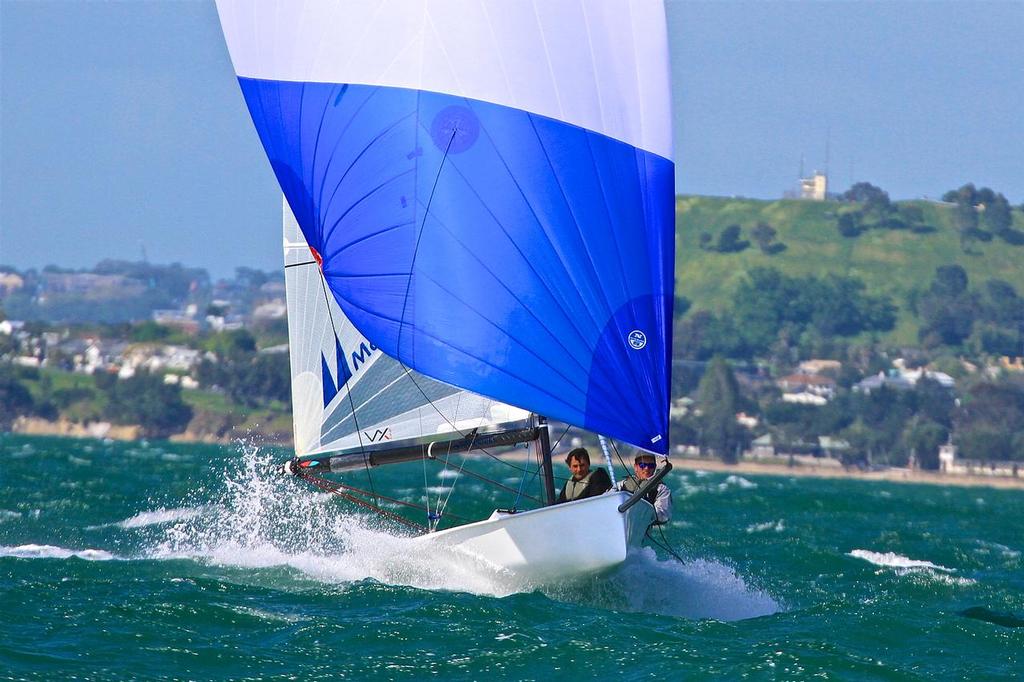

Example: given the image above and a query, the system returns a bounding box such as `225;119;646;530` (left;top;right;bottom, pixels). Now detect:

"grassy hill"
675;196;1024;346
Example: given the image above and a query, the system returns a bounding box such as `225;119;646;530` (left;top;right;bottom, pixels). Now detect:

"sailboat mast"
536;415;557;506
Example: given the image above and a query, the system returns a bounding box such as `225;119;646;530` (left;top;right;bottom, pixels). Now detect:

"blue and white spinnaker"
216;0;675;453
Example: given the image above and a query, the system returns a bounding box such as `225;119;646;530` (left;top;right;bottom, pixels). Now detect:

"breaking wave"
746;520;785;533
118;507;205;529
1;544;118;561
848;549;954;572
848;549;975;585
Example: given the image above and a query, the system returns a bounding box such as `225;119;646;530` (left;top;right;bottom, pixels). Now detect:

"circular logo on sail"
431;105;480;154
627;330;647;350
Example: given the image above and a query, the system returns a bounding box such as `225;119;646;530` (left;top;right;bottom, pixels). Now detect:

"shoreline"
6;422;1023;492
668;456;1024;491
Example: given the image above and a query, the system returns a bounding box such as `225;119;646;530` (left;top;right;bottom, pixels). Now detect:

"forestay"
217;0;676;453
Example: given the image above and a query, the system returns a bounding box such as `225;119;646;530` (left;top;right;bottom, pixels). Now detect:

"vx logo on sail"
363;427;392;443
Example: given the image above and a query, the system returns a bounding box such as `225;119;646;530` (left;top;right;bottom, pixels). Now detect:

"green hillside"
675;196;1024;345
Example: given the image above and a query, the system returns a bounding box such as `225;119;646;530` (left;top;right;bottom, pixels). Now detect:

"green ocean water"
1;433;1021;680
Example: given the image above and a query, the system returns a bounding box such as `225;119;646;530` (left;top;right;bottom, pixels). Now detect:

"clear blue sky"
2;1;1022;278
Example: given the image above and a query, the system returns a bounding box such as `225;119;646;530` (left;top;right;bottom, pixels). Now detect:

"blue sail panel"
239;79;674;453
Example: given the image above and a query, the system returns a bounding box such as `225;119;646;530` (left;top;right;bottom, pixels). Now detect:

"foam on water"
543;548;781;621
118;506;205;529
746;520;785;533
848;549;975;584
1;544;118;561
145;444;781;618
719;475;757;491
149;444;519;596
848;549;954;572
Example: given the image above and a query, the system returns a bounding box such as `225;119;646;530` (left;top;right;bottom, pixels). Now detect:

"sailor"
557;447;612;503
616;453;673;524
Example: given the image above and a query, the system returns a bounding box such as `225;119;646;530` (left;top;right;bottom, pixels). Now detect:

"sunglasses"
636;461;656;470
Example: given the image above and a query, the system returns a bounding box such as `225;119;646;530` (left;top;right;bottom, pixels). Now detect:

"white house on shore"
939;443;1020;478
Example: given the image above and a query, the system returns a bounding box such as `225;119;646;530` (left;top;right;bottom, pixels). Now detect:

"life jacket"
620;476;658;506
563;470;596;501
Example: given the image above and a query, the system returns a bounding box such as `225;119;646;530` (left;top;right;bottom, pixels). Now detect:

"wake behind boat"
214;0;676;584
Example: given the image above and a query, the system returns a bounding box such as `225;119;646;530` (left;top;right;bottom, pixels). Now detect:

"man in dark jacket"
557;447;612;503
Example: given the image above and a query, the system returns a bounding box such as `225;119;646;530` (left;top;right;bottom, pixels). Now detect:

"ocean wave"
83;506;206;531
119;506;205;529
719;475;757;491
0;544;118;561
848;549;976;585
746;520;785;533
848;549;954;572
972;539;1021;560
543;550;781;621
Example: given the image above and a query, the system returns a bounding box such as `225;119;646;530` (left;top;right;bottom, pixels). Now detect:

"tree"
954;201;980;244
204;329;257;358
130;321;171;342
953;381;1024;462
716;224;750;253
836;212;863;238
696;356;748;462
943;183;977;205
931;265;968;298
0;368;35;429
842;182;890;209
913;377;955;428
102;371;192;437
917;266;978;348
751;221;785;254
983;193;1013;235
902;418;947;470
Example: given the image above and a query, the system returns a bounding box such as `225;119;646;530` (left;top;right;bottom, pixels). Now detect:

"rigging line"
513;422;571;509
298;472;424;531
610;438;634;485
429;453;544;505
310;474;467;522
396;124;459;365
644;524;687;565
316;269;377;506
378;119;504;457
436;429;476;529
422;432;432;527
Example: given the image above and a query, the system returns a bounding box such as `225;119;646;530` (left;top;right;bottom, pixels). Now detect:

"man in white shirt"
615;453;672;524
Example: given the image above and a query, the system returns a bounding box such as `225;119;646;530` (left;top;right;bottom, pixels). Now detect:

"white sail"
283;200;529;457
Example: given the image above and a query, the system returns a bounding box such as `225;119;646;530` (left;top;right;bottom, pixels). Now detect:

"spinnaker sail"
217;0;675;453
284;201;531;458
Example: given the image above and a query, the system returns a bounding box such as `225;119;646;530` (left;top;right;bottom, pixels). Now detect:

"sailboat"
215;0;675;585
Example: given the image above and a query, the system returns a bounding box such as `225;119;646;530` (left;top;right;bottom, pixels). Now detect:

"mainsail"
216;0;675;453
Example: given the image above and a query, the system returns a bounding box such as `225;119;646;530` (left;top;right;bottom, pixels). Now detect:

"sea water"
1;434;1021;680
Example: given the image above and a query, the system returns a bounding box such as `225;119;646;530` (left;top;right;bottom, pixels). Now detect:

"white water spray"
147;443;780;619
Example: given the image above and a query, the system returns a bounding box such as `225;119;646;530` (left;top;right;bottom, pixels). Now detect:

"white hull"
414;491;654;585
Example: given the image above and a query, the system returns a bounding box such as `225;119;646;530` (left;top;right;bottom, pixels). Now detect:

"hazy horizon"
2;0;1022;277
